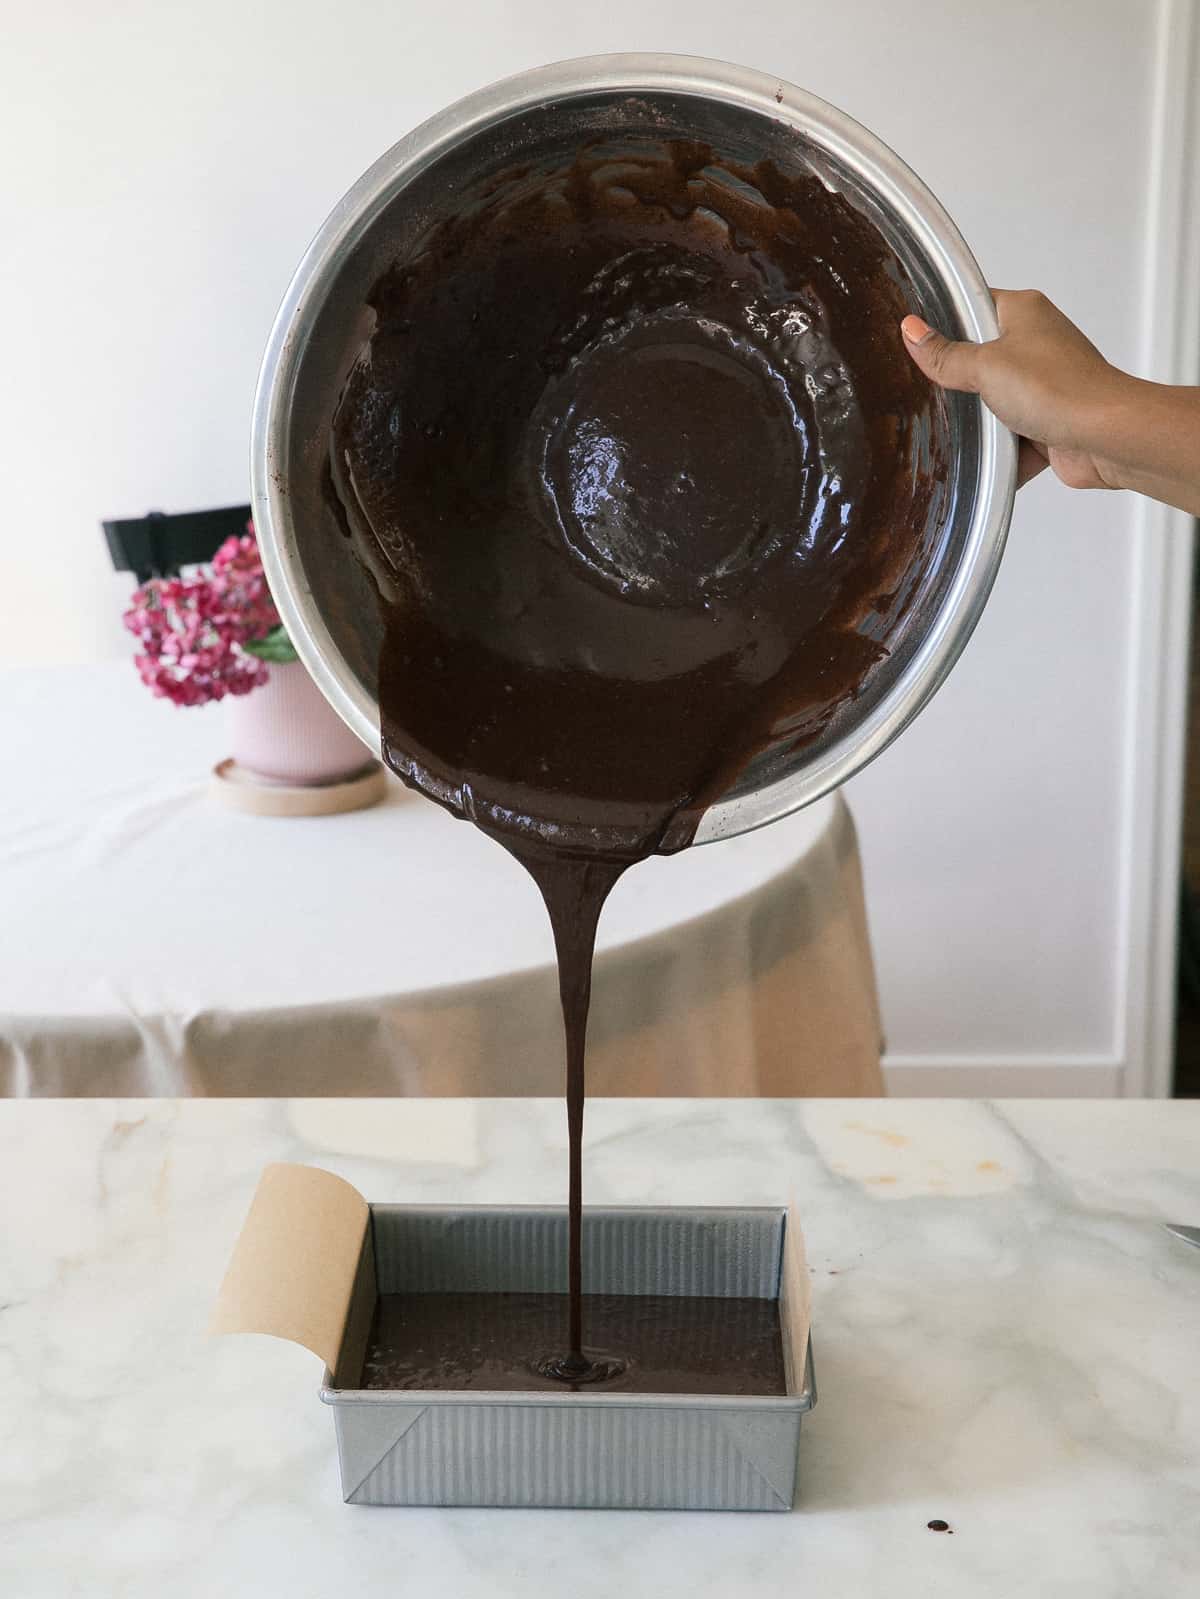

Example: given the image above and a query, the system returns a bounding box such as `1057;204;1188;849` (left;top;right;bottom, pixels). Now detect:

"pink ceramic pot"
229;661;372;784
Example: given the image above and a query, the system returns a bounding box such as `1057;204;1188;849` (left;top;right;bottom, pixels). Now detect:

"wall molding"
1115;0;1200;1097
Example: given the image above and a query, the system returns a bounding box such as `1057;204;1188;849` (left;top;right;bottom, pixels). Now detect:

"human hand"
900;289;1125;490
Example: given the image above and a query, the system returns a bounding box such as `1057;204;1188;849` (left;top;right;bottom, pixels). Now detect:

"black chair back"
102;505;252;584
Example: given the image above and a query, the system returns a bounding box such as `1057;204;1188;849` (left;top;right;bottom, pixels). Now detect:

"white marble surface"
2;1098;1199;1595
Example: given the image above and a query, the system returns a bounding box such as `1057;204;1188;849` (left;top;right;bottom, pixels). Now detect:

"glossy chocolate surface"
331;135;937;859
360;1290;786;1395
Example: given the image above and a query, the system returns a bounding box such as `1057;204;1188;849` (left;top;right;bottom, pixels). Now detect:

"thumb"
900;315;981;393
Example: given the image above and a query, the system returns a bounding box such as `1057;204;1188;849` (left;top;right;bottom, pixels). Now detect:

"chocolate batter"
360;1291;786;1395
330;133;939;1381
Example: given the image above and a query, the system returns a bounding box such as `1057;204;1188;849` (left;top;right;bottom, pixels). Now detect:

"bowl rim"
250;51;1016;843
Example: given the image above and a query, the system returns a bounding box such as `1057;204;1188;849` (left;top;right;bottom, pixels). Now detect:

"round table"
0;663;883;1096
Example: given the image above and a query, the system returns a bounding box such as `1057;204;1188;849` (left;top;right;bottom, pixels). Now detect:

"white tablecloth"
0;664;883;1096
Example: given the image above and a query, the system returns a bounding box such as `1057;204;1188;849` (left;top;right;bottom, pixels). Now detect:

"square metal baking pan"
321;1204;815;1511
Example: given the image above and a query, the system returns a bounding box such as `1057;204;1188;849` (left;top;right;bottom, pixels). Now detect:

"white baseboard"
883;1058;1124;1097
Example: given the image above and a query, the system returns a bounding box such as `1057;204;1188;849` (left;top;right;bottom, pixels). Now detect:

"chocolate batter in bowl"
332;136;941;859
251;55;1015;1383
253;54;1014;848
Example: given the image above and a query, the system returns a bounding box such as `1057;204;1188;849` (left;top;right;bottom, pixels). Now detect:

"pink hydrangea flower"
210;530;281;640
122;521;284;708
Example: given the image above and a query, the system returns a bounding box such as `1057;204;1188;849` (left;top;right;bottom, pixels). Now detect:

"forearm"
1089;373;1200;516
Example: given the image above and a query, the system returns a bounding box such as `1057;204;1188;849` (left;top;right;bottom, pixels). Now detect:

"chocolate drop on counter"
329;132;942;1379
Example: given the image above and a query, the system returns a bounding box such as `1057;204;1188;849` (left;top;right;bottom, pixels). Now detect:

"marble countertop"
3;1098;1199;1595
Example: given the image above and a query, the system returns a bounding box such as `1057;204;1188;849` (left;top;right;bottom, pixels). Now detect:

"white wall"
0;0;1189;1090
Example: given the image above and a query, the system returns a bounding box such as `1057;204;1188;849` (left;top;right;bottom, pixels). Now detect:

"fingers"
990;287;1049;326
900;315;982;392
1017;437;1050;488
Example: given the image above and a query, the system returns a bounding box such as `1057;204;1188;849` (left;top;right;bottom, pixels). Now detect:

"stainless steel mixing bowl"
250;52;1015;843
